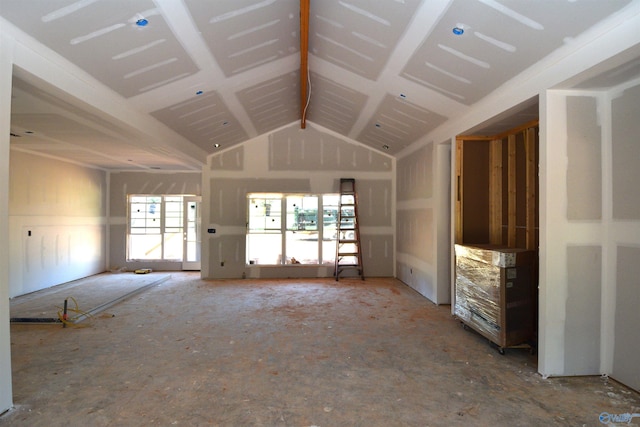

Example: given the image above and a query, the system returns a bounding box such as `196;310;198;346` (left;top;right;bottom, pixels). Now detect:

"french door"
182;196;201;270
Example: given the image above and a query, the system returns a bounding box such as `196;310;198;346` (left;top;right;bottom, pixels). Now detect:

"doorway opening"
127;195;201;270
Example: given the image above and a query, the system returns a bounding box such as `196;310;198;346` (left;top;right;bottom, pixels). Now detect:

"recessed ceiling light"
399;93;407;98
214;143;221;148
382;145;390;150
24;130;34;134
375;123;382;128
222;121;229;126
452;26;464;36
196;90;203;95
136;18;149;27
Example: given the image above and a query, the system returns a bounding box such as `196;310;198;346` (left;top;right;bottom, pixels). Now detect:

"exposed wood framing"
457;120;539;142
492;119;539;140
489;139;503;245
300;0;310;129
525;127;537;250
507;134;516;248
456;122;539;250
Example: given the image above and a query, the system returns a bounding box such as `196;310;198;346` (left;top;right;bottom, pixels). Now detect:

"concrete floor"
1;273;639;426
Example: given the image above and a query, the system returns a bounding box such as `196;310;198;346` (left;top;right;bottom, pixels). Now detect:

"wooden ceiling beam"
300;0;310;129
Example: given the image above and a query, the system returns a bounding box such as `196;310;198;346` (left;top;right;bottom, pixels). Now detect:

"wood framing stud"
507;134;516;248
525;127;537;250
489;139;503;245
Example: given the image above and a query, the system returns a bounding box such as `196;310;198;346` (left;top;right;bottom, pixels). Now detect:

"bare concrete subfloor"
2;273;639;426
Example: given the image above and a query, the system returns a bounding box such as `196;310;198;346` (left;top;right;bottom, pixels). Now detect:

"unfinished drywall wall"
396;143;450;303
0;38;13;414
566;96;602;220
269;128;392;172
610;83;640;391
8;151;107;297
108;171;201;271
612;83;640;220
565;245;601;375
540;81;640;392
614;245;640;391
204;123;394;279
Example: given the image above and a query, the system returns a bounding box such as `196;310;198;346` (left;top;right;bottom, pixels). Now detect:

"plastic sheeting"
454;244;534;347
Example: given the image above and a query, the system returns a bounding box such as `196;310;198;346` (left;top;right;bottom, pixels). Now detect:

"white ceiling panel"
2;0;638;170
357;94;448;154
310;0;422;81
305;72;368;136
185;0;299;77
236;71;300;135
402;0;634;105
150;91;248;153
1;0;199;98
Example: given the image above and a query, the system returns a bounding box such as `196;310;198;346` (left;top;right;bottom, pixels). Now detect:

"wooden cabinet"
454;244;535;351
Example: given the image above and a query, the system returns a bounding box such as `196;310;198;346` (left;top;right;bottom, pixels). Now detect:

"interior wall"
610;82;640;391
8;151;107;298
108;171;201;271
0;32;14;414
396;142;451;304
539;79;640;392
203;123;394;279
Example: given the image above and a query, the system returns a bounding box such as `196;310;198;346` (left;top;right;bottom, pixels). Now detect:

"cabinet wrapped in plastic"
454;244;535;349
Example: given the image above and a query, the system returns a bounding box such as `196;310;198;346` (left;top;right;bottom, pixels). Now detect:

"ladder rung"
336;178;362;281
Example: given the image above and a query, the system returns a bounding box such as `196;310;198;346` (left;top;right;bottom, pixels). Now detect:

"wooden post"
507;134;516;248
455;139;463;243
525;127;537;250
489;138;503;245
300;0;310;129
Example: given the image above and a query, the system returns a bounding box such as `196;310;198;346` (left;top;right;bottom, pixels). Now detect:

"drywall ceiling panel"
357;94;447;154
11;114;121;146
150;91;248;153
236;71;300;135
309;0;421;81
11;80;139;142
305;73;368;136
402;0;633;105
10;113;192;170
1;0;199;98
574;57;640;90
186;0;299;77
463;101;538;136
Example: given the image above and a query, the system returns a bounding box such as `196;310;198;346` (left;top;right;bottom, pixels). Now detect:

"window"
128;195;185;261
247;193;338;265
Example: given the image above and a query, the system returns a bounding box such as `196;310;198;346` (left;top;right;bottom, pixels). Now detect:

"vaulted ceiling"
2;0;637;170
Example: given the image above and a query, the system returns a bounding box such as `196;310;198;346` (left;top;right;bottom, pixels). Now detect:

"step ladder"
335;178;364;281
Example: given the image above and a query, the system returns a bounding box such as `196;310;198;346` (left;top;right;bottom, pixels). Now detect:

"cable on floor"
56;296;93;328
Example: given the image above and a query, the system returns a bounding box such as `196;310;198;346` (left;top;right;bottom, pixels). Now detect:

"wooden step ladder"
335;178;364;281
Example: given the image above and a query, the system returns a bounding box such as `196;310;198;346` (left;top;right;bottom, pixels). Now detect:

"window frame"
127;194;186;262
246;193;339;266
